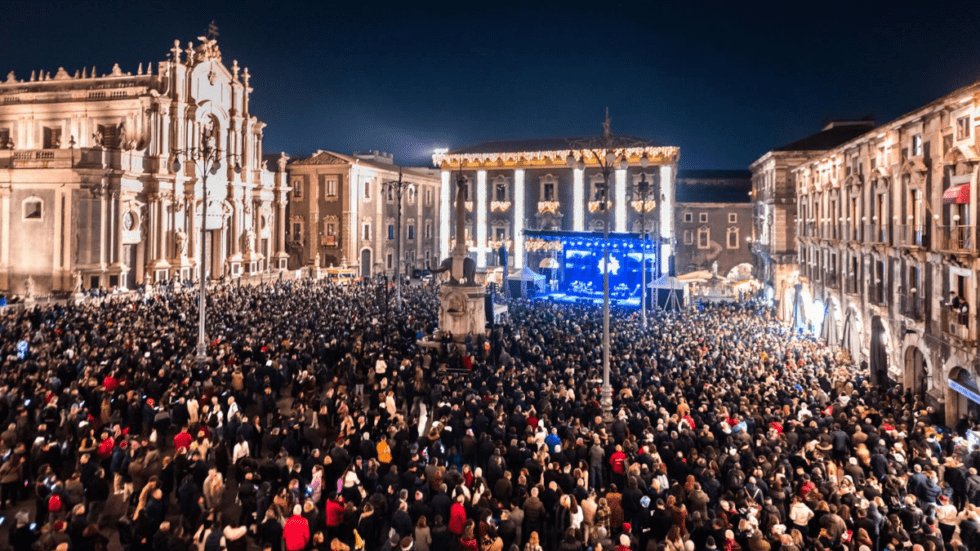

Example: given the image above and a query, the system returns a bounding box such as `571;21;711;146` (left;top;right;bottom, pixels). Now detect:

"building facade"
749;121;875;306
674;170;754;277
285;150;441;277
794;84;980;424
431;136;680;276
0;37;287;294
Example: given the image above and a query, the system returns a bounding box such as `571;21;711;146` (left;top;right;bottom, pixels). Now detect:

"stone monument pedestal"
436;284;486;341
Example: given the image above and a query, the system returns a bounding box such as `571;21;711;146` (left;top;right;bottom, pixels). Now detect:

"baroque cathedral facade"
0;36;289;294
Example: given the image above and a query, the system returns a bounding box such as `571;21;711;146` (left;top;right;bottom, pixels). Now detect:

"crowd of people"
0;276;976;551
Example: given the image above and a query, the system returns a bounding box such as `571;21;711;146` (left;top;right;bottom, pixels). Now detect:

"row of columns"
439;166;676;273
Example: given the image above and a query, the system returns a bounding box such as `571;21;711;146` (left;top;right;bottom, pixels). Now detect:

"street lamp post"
382;168;413;310
566;111;644;422
172;127;241;367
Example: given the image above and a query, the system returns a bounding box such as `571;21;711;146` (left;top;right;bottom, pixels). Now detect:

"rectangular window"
426;188;433;205
363;180;371;200
23;199;42;220
912;134;923;157
699;213;708;223
0;128;9;147
728;213;737;224
325;179;337;197
387;253;393;270
495;183;507;202
326;223;336;236
727;230;738;249
387;225;395;240
292;223;302;241
684;212;693;223
698;228;709;249
957;116;971;141
544;182;555;201
363;223;371;240
408;225;415;240
425;222;432;239
684;230;693;245
292;180;303;198
43;127;62;149
386;187;394;202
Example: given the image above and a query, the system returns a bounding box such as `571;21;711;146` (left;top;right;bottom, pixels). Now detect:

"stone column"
573;168;585;231
276;193;288;269
513;169;525;269
114;192;123;266
477;169;487;268
0;187;9;290
440;169;451;260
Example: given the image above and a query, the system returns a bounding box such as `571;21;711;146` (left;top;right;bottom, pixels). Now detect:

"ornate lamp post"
382;168;414;310
631;160;657;329
566;111;646;422
172;126;241;367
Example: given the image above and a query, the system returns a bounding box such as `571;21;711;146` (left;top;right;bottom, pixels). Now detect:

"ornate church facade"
0;36;288;294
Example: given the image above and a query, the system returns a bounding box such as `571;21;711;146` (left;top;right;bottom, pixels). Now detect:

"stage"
523;230;659;308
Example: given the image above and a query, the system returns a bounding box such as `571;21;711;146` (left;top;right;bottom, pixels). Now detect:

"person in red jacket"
448;494;467;536
284;504;311;551
173;426;193;453
324;493;345;540
609;444;627;489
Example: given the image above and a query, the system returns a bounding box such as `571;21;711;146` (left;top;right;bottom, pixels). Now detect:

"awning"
943;184;971;204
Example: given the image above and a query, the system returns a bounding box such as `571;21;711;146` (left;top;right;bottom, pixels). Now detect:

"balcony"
825;271;839;289
938;225;975;252
868;282;886;305
537;201;561;214
895;224;926;248
864;224;888;244
844;275;859;295
900;294;924;321
942;308;973;343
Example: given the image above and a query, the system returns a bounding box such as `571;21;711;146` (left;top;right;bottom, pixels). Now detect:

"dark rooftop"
448;135;665;155
773;120;876;152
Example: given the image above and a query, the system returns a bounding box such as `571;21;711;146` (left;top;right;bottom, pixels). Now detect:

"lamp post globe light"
565;111;648;422
171;127;241;367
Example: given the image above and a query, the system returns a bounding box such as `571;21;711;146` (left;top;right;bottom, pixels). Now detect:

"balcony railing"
845;275;859;295
895;224;926;248
901;294;924;321
864;224;888;244
868;283;886;305
942;308;973;342
939;225;975;252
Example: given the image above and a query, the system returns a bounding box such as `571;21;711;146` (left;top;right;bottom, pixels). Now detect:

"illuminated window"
912;134;923;157
325;178;337;197
292;180;303;199
326;223;336;237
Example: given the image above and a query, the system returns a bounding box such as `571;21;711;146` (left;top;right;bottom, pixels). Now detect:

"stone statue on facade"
175;230;188;256
72;271;83;294
23;276;35;299
711;261;718;278
244;229;255;254
278;152;289;173
92;130;103;148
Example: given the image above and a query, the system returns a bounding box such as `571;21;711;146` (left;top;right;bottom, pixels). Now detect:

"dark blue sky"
3;1;980;169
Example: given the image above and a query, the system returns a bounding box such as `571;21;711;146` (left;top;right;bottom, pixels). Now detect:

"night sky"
3;1;980;169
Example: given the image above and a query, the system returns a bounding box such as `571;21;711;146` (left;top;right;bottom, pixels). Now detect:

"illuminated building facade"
749;120;874;306
286;150;441;277
431;137;679;277
0;37;287;294
794;83;980;423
